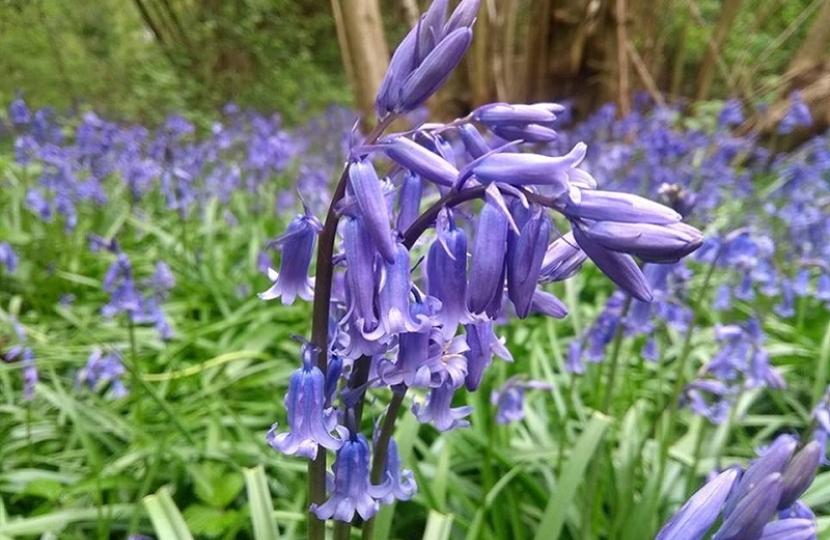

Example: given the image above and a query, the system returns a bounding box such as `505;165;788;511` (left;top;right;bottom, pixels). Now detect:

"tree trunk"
330;0;390;124
789;0;830;75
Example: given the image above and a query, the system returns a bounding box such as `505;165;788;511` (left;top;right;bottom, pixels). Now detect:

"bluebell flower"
490;377;551;424
310;433;384;522
718;99;745;128
9;97;31;125
427;212;473;336
713;472;782;540
507;209;551;318
655;468;740;540
347;158;396;263
342;215;380;333
468;201;509;313
382;136;459;187
464;320;512;391
374;437;417;505
375;0;480;117
778;91;813;134
0;242;18;273
396;172;423;232
539;232;586;282
757;519;816;540
266;343;347;459
366;243;429;339
258;209;322;305
413;378;473;431
77;348;128;399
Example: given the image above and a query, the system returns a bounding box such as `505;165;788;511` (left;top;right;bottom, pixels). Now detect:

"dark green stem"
307;114;397;540
360;390;407;540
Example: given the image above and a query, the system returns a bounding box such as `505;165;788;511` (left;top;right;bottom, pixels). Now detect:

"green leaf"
144;487;196;540
421;511;454;540
533;412;611;540
243;465;281;540
182;505;239;537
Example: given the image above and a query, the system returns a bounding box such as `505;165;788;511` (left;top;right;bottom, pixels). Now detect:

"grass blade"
244;465;281;540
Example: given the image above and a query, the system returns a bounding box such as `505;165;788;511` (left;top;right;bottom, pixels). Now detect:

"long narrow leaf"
243;466;281;540
422;511;454;540
144;487;195;540
533;412;611;540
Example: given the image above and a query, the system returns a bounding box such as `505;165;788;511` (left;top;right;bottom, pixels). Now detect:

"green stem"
656;254;720;495
360;391;407;540
307;114;398;540
581;296;631;539
333;521;351;540
126;318;198;447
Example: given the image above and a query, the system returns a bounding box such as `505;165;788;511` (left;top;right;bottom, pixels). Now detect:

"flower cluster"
76;348;128;399
90;235;175;340
258;0;703;523
657;433;822;540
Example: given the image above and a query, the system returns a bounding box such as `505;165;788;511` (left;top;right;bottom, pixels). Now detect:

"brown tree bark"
330;0;390;124
789;0;830;75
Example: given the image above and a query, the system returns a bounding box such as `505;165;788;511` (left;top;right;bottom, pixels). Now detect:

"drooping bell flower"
427;213;473;336
468;201;509;314
342;215;379;332
376;296;439;388
373;436;417;504
365;243;428;340
396;171;423;233
266;343;347;460
539;232;586;282
561;189;682;224
571;223;653;302
310;432;385;522
507;208;551;318
714;472;782;540
347;158;396;263
463;320;513;391
258;209;322;305
412;377;473;431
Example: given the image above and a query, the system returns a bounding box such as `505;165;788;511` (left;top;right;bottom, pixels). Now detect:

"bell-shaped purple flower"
367;243;428;339
382;137;459;187
655;468;740;540
0;242;18;274
507;209;551;318
413;377;473;431
468;202;509;314
539;232;586;282
714;472;782;540
377;297;439;388
576;220;703;263
375;0;479;117
427;218;473;336
562;189;682;224
471;143;585;195
758;519;816;540
348;158;396;263
464;320;513;391
374;437;417;504
258;210;321;305
342;215;379;332
778;440;822;510
267;344;347;460
458;124;491;159
571;223;653;302
397;172;423;232
311;433;384;522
